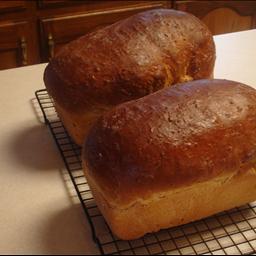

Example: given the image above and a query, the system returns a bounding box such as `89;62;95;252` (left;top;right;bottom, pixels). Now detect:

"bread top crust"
44;9;215;112
83;79;256;205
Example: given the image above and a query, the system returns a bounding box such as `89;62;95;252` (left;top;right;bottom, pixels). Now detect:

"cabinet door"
0;21;37;70
39;1;169;61
174;1;256;35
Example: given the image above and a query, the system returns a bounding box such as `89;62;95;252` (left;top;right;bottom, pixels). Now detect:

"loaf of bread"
83;79;256;240
44;9;215;145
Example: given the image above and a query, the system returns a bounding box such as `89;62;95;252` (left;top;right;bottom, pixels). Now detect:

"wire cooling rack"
35;89;256;255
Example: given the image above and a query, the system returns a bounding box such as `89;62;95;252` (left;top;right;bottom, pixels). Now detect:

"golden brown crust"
83;79;256;205
54;102;111;145
85;166;256;240
44;8;215;113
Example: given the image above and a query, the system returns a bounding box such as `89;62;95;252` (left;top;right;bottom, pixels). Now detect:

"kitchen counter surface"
0;29;255;254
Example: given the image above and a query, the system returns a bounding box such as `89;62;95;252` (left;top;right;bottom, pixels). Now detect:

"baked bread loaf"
44;8;215;145
83;79;256;240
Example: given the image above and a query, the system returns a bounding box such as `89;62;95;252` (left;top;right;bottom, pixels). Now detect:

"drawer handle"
48;33;54;60
20;37;27;65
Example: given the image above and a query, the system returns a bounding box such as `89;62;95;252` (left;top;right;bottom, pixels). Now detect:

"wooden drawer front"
0;21;35;70
0;0;26;13
174;1;256;35
37;0;170;10
37;0;84;9
40;1;169;61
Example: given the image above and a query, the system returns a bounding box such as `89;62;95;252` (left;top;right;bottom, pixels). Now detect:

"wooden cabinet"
0;21;38;69
0;1;26;13
37;0;81;8
0;0;170;70
0;0;256;70
174;1;256;35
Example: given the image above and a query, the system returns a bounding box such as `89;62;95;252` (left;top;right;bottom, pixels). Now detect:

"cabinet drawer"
37;0;84;9
39;1;169;61
0;21;37;70
0;1;26;13
37;0;168;10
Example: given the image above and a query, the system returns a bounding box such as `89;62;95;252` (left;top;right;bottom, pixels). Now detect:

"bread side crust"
54;102;110;145
85;167;256;240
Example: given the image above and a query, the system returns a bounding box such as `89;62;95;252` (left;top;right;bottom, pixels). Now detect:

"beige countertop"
0;29;255;255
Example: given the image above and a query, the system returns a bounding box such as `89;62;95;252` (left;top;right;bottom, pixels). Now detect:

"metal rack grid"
35;89;256;255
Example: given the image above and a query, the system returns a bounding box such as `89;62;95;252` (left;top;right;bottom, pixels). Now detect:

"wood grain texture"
0;0;255;70
203;7;252;35
0;21;38;70
175;0;256;35
0;0;170;70
0;0;26;13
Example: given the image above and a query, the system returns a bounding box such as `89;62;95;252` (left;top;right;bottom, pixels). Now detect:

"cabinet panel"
0;21;37;70
0;1;26;13
202;7;252;35
174;1;256;35
38;0;85;8
0;50;19;70
39;1;169;61
37;0;169;10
